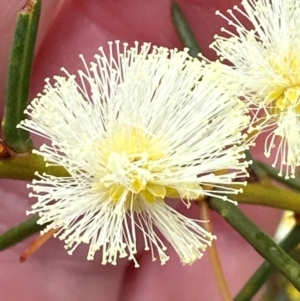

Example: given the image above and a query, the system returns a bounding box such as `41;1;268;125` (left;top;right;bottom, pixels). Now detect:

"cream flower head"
211;0;300;178
19;41;250;266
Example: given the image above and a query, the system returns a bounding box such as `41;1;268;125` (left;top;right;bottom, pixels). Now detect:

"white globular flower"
211;0;300;178
18;41;251;267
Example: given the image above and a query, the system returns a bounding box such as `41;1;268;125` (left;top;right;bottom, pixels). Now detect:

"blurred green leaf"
171;1;201;57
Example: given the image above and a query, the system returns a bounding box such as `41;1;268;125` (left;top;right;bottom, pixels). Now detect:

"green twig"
0;215;45;250
171;1;201;57
0;152;69;180
2;0;42;152
199;201;233;301
235;225;300;301
209;198;300;291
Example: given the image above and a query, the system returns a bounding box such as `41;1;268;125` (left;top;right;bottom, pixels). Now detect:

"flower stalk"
199;201;233;301
20;228;56;262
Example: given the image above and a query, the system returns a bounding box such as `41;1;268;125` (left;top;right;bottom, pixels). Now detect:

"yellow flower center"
93;126;200;205
265;51;300;114
266;85;300;114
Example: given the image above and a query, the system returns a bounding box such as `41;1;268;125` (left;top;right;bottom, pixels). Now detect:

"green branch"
0;152;69;180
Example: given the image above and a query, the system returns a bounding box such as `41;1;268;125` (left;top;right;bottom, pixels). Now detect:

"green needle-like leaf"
210;198;300;292
171;1;201;57
235;225;300;301
0;215;45;250
2;0;42;152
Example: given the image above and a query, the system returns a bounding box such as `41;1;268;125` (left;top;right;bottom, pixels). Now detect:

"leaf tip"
21;0;39;15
